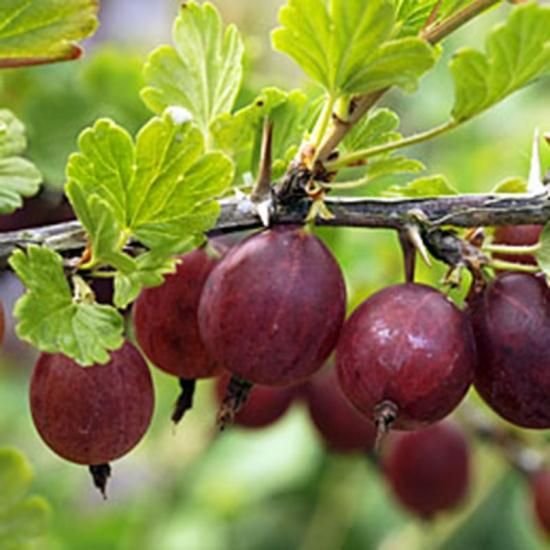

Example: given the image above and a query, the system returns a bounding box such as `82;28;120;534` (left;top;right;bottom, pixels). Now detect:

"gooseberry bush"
0;0;549;546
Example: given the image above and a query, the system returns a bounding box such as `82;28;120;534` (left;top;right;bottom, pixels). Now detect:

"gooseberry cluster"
25;223;548;529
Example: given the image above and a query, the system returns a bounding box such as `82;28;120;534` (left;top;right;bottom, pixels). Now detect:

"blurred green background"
0;1;548;549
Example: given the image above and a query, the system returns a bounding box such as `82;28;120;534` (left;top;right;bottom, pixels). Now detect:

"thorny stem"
315;0;502;162
2;192;550;268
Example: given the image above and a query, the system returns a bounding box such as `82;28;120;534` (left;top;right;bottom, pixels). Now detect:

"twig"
0;191;549;267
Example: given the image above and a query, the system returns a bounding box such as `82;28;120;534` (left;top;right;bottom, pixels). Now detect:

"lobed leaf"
9;246;125;366
272;0;436;95
343;108;401;152
142;1;244;137
450;3;550;121
0;0;98;68
0;110;41;213
365;155;425;181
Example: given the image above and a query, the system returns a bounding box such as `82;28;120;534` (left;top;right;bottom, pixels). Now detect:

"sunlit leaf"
450;3;550;121
490;177;527;194
142;1;244;137
9;246;125;366
343;108;401;152
0;0;98;68
272;0;436;95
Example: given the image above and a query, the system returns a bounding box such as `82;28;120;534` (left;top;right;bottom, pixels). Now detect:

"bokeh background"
0;1;548;549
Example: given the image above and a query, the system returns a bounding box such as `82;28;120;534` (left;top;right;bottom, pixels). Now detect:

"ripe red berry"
492;225;542;265
215;373;296;429
469;273;550;428
531;469;550;537
29;341;154;466
304;367;376;453
134;244;225;380
383;422;470;519
199;225;346;386
336;283;474;431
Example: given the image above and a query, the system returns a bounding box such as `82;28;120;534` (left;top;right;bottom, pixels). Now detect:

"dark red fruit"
215;373;296;429
29;341;154;465
532;469;550;537
383;422;470;519
492;225;542;265
304;367;376;453
469;273;550;429
336;283;474;431
133;244;224;379
198;225;346;386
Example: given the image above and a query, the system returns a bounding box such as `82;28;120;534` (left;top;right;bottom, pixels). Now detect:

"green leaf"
450;3;550;122
272;0;436;95
0;0;98;68
0;109;26;158
384;174;458;196
490;177;527;194
0;448;51;548
9;246;125;366
0;110;41;213
114;252;178;309
343;108;401;152
0;157;42;213
142;1;244;137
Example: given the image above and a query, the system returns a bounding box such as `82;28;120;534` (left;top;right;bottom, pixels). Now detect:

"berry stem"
489;259;540;273
171;378;197;424
216;375;253;431
374;401;398;452
89;463;112;499
483;242;541;255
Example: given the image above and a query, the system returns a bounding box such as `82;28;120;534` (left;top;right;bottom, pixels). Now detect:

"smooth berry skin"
304;367;376;453
30;342;154;465
199;225;346;386
384;422;470;519
492;225;542;266
469;273;550;429
532;469;550;537
215;373;296;429
336;283;475;430
134;244;224;379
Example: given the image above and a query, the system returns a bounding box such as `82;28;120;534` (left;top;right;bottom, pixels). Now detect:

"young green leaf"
384;174;458;196
450;3;550;122
142;1;244;138
272;0;436;95
0;448;51;548
0;0;98;68
490;177;527;194
114;252;178;309
9;246;125;366
343;108;401;152
0;110;41;213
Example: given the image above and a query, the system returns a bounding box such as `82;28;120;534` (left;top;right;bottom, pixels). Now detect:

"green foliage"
0;109;41;213
0;448;50;549
272;0;437;96
0;0;98;68
385;174;458;196
66;112;233;309
450;3;550;122
342;108;401;152
490;177;527;194
9;246;125;365
365;155;426;181
142;1;245;138
212;87;320;181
